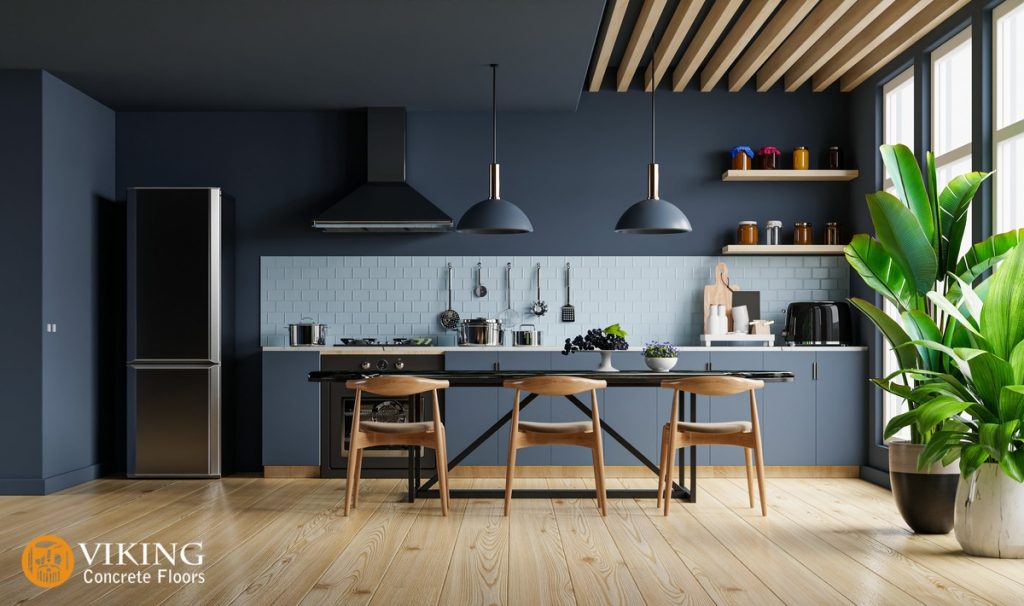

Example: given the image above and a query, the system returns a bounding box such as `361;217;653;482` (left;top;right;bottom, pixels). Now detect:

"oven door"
340;395;412;457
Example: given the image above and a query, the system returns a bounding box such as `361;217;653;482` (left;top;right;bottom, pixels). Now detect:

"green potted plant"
845;143;1024;533
643;341;678;372
881;243;1024;557
562;324;629;372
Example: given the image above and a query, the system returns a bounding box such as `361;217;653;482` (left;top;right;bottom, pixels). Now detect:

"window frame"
993;0;1024;233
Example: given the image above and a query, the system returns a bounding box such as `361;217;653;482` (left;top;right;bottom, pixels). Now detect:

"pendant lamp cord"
650;52;656;164
491;64;498;164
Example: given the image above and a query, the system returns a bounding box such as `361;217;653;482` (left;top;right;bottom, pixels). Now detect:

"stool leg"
503;431;518;516
656;425;669;510
344;446;359;516
351;449;364;509
593;440;607;517
662;437;675;517
754;436;767;517
744;447;755;509
435;432;449;517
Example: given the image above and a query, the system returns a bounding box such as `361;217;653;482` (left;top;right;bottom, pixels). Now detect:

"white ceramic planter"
955;464;1024;558
595;350;619;372
644;357;677;372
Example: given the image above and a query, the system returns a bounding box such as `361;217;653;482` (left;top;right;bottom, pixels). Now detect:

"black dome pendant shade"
457;64;533;234
615;63;692;235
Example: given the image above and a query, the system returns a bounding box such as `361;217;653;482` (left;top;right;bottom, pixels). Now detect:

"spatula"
561;262;575;322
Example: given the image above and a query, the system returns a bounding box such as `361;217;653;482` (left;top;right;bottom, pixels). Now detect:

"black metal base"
417;487;692;500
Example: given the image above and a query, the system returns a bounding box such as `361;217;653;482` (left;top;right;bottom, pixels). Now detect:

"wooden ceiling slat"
756;0;856;92
699;0;781;92
811;0;931;92
616;0;669;92
727;0;818;92
587;0;630;92
671;0;744;91
647;0;705;91
782;0;892;92
840;0;971;91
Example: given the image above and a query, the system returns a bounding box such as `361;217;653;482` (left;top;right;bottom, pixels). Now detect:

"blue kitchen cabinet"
762;351;816;465
262;351;321;466
600;353;657;466
816;349;867;465
443;352;500;465
658;351;711;466
498;351;553;465
707;352;765;465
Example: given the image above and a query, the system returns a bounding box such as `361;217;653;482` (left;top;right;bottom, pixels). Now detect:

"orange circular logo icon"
21;535;74;588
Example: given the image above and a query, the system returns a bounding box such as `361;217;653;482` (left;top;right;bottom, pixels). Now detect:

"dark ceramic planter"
889;441;958;534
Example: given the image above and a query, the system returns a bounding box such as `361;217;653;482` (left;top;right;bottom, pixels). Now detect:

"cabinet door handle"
812;362;818;380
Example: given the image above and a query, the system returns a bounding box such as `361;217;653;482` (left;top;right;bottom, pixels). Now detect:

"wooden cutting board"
703;262;740;333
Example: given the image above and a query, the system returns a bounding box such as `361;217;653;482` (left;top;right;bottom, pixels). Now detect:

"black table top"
308;369;793;386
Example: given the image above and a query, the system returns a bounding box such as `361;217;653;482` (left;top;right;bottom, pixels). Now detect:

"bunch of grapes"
562;328;629;355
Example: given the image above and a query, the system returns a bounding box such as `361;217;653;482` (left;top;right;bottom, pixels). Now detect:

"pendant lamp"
614;62;692;234
456;64;533;234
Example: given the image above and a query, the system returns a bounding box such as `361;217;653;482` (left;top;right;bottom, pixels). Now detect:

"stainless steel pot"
287;318;328;346
511;323;542;347
458;318;503;346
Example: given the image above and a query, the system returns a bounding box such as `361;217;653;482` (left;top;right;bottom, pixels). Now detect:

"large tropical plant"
880;243;1024;480
845;144;1024;442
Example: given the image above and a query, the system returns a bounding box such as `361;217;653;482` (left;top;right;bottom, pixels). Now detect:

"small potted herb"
643;341;678;372
563;324;629;372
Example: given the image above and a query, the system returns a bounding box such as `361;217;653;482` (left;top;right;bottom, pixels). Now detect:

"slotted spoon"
439;263;460;330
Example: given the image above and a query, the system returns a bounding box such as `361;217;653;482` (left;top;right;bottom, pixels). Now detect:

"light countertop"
263;345;867;354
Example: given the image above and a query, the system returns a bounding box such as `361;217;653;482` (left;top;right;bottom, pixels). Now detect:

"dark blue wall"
0;70;114;494
0;71;44;484
117;88;852;472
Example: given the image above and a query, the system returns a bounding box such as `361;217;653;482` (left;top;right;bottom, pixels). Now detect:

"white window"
995;0;1024;233
882;67;915;442
933;27;974;258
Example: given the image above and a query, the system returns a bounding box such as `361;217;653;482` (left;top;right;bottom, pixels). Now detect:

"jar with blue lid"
730;146;754;170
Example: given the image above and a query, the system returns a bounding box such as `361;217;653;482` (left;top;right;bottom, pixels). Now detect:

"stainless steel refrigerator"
127;187;221;478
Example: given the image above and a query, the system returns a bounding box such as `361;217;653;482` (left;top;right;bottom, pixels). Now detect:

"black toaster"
782;301;852;346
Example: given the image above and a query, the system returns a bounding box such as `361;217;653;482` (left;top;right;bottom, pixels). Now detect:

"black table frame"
310;370;792;503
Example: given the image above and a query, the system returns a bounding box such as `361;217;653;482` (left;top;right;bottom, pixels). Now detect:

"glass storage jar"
793;146;809;170
731;146;753;170
794;222;813;245
766;220;782;245
827;146;843;169
737;221;758;245
825;222;840;245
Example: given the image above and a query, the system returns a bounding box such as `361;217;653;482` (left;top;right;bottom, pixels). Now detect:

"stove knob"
394;359;405;370
376;359;389;370
360;361;371;371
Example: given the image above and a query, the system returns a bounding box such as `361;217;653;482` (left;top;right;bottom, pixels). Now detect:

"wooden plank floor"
3;476;1023;605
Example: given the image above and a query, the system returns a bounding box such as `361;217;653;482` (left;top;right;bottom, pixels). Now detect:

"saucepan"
287;318;328;346
511;323;542;347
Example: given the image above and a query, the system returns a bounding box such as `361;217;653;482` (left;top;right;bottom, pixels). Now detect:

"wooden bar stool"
502;376;608;516
657;376;767;516
344;376;451;516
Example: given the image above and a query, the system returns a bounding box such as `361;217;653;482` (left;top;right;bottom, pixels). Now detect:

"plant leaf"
915;396;973;434
980;243;1024;360
960;443;990;477
884;408;921;440
902;310;942;371
1011;341;1024;384
999;385;1024;424
919;429;965;469
1001;450;1024;483
954;228;1024;284
880;144;935;246
927;151;941;268
939;171;991;275
844;235;919;311
866;191;938;294
927;291;983;337
956;348;1015;412
849;297;919;370
947;273;983;325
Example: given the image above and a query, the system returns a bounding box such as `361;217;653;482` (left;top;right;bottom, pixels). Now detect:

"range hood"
313;108;453;232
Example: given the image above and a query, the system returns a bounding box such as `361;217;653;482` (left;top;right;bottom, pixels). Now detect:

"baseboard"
448;465;861;479
859;465;891;489
0;464;102;495
263;465;321;478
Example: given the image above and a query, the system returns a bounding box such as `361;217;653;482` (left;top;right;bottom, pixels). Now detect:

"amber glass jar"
737;221;759;245
794;222;813;245
731;146;753;170
825;222;840;245
793;146;810;170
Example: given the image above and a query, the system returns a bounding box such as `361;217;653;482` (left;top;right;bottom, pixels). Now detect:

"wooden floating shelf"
721;169;860;182
722;245;846;255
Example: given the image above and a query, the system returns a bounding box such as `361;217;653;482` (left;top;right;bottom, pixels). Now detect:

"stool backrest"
662;376;764;397
346;376;449;397
503;375;607;396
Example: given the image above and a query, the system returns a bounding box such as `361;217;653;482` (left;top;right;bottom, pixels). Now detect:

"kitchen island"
309;367;794;503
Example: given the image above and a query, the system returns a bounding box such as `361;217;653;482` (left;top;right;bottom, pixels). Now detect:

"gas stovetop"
335;337;434;347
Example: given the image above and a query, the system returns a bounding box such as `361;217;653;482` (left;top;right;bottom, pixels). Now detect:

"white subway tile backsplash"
259;256;850;347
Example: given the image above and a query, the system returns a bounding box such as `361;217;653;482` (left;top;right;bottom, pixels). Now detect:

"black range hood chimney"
313;108;453;232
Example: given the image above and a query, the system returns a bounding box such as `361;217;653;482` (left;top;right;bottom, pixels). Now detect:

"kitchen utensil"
794;222;813;245
497;262;522;327
766;220;782;245
287;319;328;346
703;262;739;334
793;146;810;170
474;262;487;297
511;323;542;346
561;262;575;322
737;221;758;245
782;301;852;345
440;263;460;330
731;305;750;334
731;290;761;327
530;263;548;316
458;317;503;346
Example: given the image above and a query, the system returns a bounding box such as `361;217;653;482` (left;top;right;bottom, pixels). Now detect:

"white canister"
732;305;749;334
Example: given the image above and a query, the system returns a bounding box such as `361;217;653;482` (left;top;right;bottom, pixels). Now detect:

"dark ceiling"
0;0;605;111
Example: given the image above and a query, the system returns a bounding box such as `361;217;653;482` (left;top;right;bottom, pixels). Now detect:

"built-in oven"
320;353;444;478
